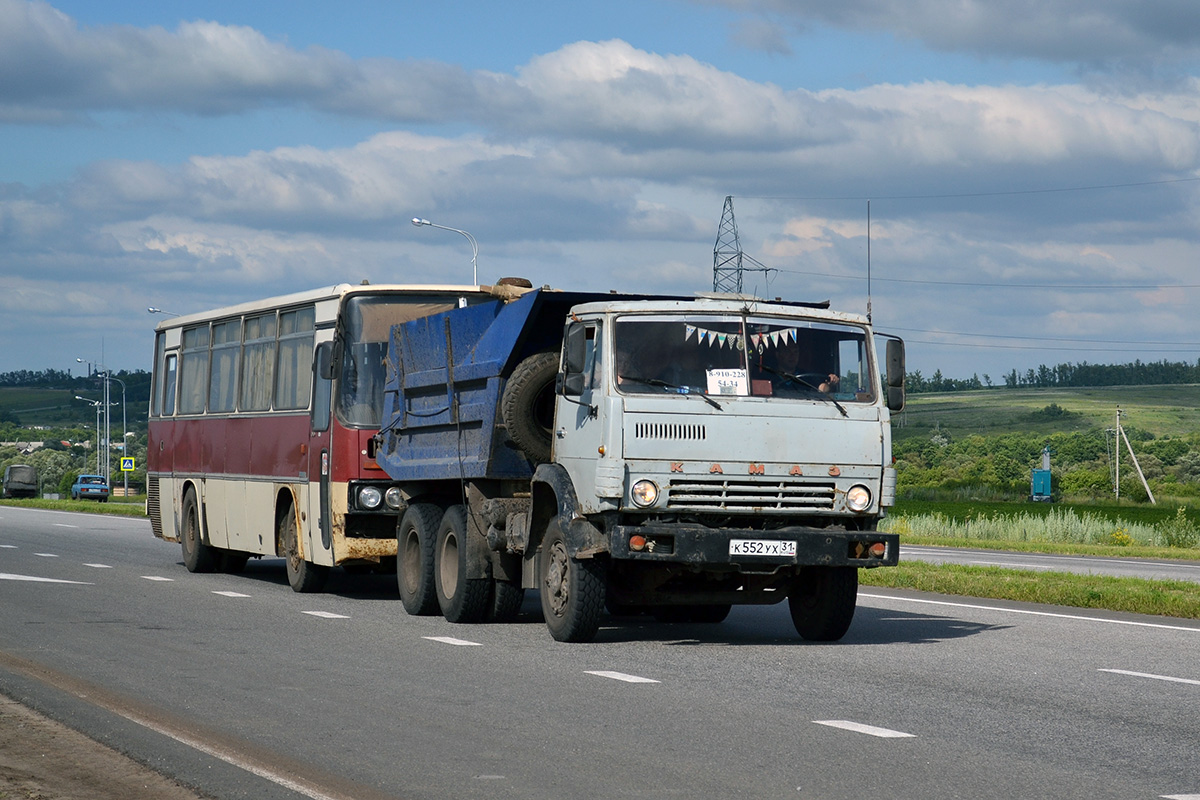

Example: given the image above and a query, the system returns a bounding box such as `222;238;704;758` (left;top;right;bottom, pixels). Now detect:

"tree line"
905;359;1200;394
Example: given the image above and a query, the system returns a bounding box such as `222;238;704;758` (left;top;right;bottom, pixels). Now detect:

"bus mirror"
564;323;586;374
886;338;905;411
315;341;335;381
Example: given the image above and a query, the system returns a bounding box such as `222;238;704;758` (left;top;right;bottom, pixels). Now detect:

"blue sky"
3;0;1199;383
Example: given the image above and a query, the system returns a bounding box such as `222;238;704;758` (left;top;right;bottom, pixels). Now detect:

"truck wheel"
180;489;218;573
540;519;605;642
397;503;442;616
488;580;525;623
788;567;857;641
501;351;559;464
279;501;329;593
434;505;492;623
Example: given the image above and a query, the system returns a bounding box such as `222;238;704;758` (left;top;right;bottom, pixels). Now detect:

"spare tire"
502;351;559;463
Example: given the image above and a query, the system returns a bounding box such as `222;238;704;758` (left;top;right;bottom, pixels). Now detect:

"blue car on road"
70;474;110;502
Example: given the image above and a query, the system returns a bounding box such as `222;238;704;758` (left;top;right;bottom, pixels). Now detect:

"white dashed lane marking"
83;563;112;569
213;591;252;598
141;576;174;582
424;636;482;646
1100;669;1200;687
33;553;58;558
0;573;91;585
585;670;660;684
813;720;916;738
302;611;349;619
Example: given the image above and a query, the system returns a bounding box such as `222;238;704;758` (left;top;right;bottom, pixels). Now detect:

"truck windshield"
614;315;876;402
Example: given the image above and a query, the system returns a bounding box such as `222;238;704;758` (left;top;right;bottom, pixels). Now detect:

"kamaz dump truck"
375;285;905;642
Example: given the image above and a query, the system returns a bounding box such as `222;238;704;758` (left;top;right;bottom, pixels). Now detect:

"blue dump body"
377;289;608;482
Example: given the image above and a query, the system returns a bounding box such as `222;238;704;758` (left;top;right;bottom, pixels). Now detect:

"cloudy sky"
3;0;1200;383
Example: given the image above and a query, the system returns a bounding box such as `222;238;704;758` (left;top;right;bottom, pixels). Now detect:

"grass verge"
860;561;1200;620
0;497;147;517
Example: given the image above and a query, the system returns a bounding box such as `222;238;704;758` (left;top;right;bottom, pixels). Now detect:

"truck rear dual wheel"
540;519;606;642
788;566;857;641
397;503;442;616
434;505;492;623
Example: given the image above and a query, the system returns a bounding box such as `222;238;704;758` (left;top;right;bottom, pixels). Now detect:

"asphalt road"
1;505;1198;800
902;544;1200;583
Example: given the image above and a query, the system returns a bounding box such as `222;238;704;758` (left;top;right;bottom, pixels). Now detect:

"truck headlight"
385;486;404;510
846;485;872;512
630;480;659;507
358;486;383;510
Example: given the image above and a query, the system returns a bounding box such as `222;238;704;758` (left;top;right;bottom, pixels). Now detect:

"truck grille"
633;422;706;441
667;478;835;512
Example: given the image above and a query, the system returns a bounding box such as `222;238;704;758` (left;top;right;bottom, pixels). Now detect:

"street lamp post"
411;217;479;285
75;396;102;473
77;359;125;491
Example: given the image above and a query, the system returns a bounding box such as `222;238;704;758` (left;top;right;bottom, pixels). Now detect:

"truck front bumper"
609;524;898;569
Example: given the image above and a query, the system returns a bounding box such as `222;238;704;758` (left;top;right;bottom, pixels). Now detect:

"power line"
771;266;1200;290
903;337;1198;353
887;326;1200;347
734;175;1200;203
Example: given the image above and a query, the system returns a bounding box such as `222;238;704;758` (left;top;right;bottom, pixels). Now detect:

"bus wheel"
219;550;250;574
434;505;491;623
540;519;605;643
180;489;217;573
788;567;857;641
397;503;442;615
278;502;328;593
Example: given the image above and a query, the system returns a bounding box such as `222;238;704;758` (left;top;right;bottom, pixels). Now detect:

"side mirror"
564;323;586;374
315;341;335;381
886;338;905;412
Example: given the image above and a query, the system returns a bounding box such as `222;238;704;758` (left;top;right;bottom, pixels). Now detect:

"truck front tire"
540;518;605;642
788;566;857;641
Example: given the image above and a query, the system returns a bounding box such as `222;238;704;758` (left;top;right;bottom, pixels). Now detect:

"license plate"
729;539;797;557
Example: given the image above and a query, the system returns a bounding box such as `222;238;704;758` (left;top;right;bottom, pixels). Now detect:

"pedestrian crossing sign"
121;457;135;472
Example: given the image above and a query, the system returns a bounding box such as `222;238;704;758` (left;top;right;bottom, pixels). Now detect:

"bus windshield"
614;314;876;402
336;295;466;427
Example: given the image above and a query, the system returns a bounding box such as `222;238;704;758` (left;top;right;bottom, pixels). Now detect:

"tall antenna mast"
713;195;744;293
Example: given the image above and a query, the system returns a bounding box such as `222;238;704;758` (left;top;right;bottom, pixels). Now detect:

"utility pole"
1110;408;1156;504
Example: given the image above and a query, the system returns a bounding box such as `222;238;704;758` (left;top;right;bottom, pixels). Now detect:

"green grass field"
893;384;1200;442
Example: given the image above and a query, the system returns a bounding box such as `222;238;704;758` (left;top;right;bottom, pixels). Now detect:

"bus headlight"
358;486;383;510
630;480;659;507
385;486;404;510
846;485;872;512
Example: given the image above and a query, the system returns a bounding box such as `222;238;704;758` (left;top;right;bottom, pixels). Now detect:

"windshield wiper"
619;375;723;410
758;364;848;417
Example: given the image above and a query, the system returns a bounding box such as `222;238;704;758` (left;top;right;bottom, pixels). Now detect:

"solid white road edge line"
1099;669;1200;687
859;593;1200;633
813;720;915;738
